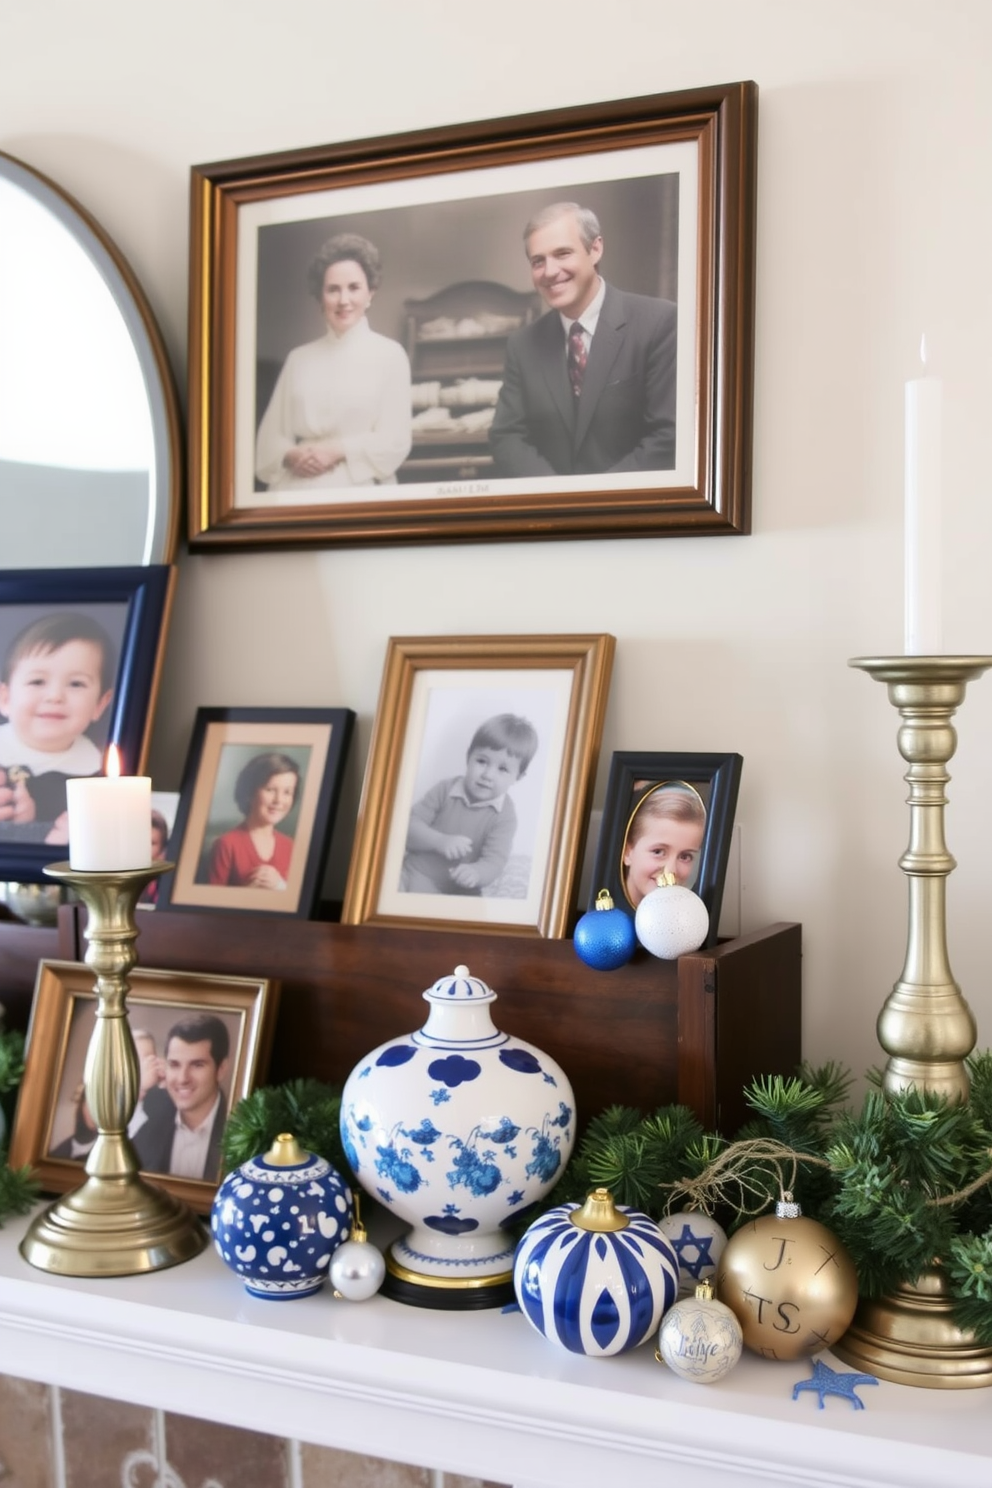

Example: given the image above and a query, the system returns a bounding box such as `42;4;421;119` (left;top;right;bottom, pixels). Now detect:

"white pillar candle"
904;336;943;655
67;745;152;871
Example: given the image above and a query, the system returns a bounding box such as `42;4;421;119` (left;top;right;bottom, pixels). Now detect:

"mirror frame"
0;150;182;565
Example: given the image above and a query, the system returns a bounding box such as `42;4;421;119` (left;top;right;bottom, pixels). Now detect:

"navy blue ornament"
574;889;637;971
212;1132;352;1299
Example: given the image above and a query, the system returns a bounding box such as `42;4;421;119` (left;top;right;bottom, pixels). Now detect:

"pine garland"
2;1025;992;1344
220;1078;347;1175
543;1055;992;1346
0;1028;39;1223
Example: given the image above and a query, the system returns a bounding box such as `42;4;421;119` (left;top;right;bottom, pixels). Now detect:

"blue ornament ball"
212;1133;352;1300
574;890;637;971
514;1189;679;1356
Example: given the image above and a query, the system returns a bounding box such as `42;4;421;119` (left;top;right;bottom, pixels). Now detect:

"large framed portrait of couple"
157;706;355;918
8;960;279;1215
188;82;757;550
341;634;614;937
0;566;174;883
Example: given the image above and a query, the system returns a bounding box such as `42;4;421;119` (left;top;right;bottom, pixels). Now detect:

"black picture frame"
158;706;355;919
589;751;742;947
0;565;174;883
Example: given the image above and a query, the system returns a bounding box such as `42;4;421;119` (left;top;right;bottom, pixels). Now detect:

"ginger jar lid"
415;964;505;1049
423;964;496;1006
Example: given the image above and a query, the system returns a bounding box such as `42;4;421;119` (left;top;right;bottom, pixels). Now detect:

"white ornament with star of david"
658;1210;728;1295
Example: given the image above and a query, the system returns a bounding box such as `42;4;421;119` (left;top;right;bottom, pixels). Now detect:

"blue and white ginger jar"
513;1187;679;1355
211;1132;353;1299
340;964;575;1297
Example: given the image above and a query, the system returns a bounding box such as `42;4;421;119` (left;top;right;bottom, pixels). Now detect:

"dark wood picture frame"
0;565;174;883
188;81;757;550
8;959;279;1216
157;706;354;919
590;751;742;947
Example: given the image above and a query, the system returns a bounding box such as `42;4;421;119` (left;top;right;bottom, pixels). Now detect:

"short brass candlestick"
834;656;992;1388
19;862;207;1277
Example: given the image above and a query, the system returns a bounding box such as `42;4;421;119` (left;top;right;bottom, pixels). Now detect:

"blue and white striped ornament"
513;1188;679;1356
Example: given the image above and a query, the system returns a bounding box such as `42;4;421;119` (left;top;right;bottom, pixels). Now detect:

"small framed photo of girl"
589;751;742;948
158;707;354;918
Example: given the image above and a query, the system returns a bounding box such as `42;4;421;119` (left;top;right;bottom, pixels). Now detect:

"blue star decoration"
669;1223;715;1281
792;1358;879;1410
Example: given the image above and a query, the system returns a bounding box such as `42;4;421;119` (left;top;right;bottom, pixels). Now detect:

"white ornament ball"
329;1235;386;1301
635;883;709;959
657;1282;743;1384
658;1211;728;1296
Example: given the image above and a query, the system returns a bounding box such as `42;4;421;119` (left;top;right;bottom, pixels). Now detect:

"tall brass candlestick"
19;862;206;1277
834;656;992;1388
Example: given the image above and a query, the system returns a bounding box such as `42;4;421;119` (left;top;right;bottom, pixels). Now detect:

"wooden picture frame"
342;634;614;937
188;82;757;549
157;707;354;918
8;959;279;1215
0;565;174;883
589;751;742;948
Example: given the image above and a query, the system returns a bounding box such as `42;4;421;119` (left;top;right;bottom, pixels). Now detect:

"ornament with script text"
656;1278;743;1383
716;1194;858;1361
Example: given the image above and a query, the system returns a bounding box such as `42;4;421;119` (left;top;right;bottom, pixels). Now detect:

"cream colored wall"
3;0;991;1090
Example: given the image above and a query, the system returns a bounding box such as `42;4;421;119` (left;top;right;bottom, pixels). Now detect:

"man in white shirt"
131;1014;230;1181
489;201;677;478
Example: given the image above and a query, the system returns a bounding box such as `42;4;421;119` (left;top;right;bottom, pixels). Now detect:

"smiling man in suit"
489;202;677;479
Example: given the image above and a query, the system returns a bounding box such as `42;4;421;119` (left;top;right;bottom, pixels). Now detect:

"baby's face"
0;640;112;755
623;815;704;905
463;744;522;805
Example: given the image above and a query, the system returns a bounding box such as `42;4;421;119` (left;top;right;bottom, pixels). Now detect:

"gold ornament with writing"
716;1193;858;1361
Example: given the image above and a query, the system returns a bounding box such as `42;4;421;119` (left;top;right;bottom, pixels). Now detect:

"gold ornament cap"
775;1190;802;1219
653;871;678;888
593;889;617;911
263;1133;309;1166
569;1187;630;1232
694;1279;715;1301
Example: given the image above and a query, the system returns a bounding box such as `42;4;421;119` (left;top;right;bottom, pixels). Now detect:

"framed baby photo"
341;634;615;937
8;959;279;1215
157;706;355;918
187;82;756;551
0;565;175;883
590;751;742;949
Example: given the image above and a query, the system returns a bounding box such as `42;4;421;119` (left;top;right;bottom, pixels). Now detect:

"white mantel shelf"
0;1209;990;1488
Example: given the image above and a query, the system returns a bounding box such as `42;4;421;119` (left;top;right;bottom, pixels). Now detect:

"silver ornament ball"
329;1234;386;1301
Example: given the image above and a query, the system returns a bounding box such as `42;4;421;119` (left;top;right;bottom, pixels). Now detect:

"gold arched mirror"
0;152;181;566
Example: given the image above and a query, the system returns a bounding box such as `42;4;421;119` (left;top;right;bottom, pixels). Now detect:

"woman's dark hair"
307;233;382;299
233;752;301;816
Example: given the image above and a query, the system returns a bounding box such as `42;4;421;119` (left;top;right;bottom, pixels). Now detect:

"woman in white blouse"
255;233;412;494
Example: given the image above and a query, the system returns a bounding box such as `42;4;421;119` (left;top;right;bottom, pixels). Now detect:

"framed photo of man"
8;960;279;1215
341;634;614;937
0;565;174;882
158;707;355;918
188;82;756;549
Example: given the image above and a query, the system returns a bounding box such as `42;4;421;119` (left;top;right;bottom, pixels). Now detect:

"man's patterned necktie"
568;321;587;398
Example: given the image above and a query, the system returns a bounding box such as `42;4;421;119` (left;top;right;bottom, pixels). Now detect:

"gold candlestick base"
19;862;207;1277
838;657;992;1387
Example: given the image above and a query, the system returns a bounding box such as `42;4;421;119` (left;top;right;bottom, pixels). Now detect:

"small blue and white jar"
340;964;575;1305
211;1133;352;1299
513;1188;679;1356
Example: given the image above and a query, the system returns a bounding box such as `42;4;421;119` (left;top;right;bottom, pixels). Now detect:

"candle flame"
920;333;927;369
105;743;122;779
